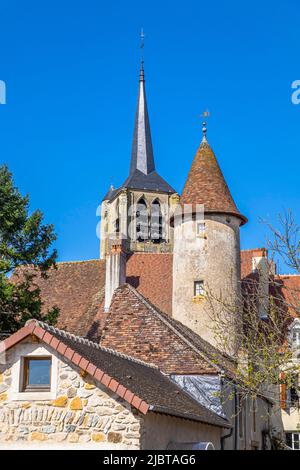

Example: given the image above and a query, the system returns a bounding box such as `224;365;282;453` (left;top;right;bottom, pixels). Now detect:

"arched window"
136;198;149;242
114;200;120;234
151;199;163;243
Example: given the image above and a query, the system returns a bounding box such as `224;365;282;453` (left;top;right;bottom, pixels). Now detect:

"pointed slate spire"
130;62;155;176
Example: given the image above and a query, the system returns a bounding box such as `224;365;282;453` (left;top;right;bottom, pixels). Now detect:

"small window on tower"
197;222;205;236
194;280;205;297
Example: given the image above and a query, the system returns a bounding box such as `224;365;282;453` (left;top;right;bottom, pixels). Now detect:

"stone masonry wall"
0;339;142;448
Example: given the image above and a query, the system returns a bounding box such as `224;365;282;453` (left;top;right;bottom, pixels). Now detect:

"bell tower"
100;59;178;259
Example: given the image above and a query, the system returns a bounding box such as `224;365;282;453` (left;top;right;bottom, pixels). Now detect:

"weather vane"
201;110;210;139
140;28;145;68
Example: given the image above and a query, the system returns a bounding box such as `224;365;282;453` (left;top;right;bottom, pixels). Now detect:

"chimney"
251;248;271;319
104;239;127;311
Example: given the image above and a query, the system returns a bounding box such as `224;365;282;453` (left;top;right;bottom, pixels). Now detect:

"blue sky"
0;0;299;273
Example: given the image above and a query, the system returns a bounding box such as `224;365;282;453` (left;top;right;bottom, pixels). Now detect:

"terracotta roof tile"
0;320;230;428
101;284;236;377
11;260;106;337
181;141;247;224
126;253;173;315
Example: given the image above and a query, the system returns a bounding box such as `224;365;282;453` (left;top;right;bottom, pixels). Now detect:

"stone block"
42;425;56;434
52;432;67;442
91;432;106;442
107;432;122;443
68;432;79;443
69;397;83;410
52;396;68;407
0;384;9;393
77;388;93;398
67;387;77;398
65;424;76;433
60;379;72;389
22;402;31;409
59;373;69;380
30;432;47;441
84;383;96;390
0;393;7;402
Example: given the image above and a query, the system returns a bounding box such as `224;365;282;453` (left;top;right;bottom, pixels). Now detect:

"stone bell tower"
100;60;178;260
172;122;247;353
101;57;179;310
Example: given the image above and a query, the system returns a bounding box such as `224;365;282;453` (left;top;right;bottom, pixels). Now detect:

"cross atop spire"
120;34;176;195
129;31;155;176
139;29;145;81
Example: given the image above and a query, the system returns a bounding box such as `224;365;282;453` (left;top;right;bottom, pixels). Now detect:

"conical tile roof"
181;138;247;224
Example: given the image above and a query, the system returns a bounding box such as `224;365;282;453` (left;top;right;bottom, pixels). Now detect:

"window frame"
22;356;52;393
196;222;206;236
194;280;205;297
10;343;58;401
286;432;300;450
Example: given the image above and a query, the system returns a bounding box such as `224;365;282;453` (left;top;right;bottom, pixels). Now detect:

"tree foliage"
0;165;59;334
206;211;300;414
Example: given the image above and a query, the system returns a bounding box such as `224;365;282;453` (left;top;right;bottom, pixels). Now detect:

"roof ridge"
122;284;224;374
31;319;158;370
276;274;300;278
56;259;104;265
241;248;267;253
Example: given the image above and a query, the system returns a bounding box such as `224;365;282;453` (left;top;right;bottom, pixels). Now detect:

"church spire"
129;32;155;176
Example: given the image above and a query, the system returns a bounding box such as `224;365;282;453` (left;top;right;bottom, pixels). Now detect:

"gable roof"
101;283;237;378
11;260;106;337
180;140;247;224
10;251;272;341
0;320;230;428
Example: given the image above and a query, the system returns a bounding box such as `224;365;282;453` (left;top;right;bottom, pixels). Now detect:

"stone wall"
100;188;177;259
172;213;241;353
0;339;142;448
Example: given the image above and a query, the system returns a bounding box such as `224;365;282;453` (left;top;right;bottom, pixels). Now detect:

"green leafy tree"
0;165;59;334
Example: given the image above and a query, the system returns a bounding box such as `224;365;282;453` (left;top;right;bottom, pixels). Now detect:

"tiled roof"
126;253;173;315
11;260;106;337
180;140;247;224
10;252;261;341
0;320;230;428
101;284;237;377
240;248;267;279
273;274;300;318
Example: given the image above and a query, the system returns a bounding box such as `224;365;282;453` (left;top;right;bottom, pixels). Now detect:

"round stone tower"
172;124;247;354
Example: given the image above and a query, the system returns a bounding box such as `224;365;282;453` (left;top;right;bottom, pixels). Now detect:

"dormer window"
22;357;52;392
